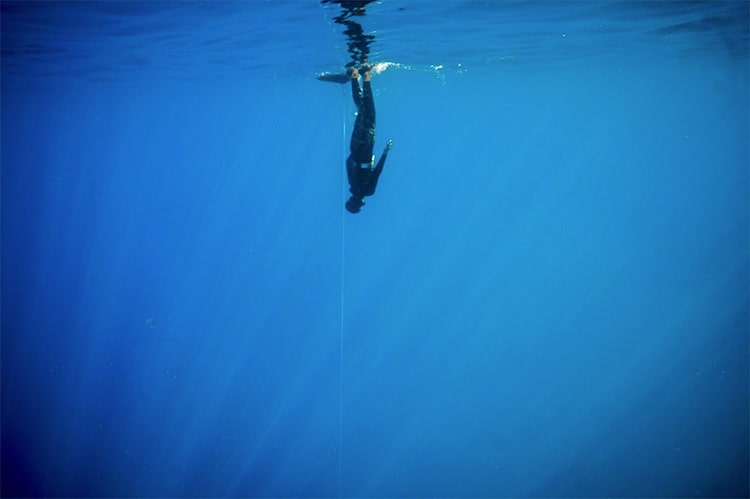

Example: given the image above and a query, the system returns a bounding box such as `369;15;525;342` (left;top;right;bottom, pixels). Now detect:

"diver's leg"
350;68;362;109
361;72;375;119
349;68;375;163
357;74;376;159
350;110;366;156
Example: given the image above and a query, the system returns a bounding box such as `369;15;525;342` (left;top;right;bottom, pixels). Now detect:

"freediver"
344;65;392;214
319;0;392;213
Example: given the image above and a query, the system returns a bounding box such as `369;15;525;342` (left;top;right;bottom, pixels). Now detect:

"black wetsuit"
346;77;388;212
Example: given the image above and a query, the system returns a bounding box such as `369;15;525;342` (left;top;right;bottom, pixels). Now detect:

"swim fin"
316;72;350;84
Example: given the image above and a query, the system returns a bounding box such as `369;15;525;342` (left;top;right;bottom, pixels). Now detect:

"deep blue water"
2;1;748;497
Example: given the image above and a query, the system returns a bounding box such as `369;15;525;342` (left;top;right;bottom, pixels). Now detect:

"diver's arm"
372;140;392;176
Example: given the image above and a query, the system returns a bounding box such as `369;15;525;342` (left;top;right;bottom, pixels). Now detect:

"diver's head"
345;196;364;214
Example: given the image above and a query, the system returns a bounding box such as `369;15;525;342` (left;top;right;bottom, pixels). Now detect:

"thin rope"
338;84;346;499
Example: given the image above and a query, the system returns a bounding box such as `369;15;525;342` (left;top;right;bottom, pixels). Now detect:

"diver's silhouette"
345;66;391;214
320;0;392;214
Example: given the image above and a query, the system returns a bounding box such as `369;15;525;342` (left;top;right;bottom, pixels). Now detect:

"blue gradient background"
2;1;748;497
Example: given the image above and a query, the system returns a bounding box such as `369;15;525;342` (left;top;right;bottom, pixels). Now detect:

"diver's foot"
360;63;372;81
385;139;393;152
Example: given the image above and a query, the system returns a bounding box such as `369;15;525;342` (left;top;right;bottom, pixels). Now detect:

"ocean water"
1;1;748;497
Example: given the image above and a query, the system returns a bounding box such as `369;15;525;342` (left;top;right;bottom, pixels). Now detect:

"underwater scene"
2;1;748;497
